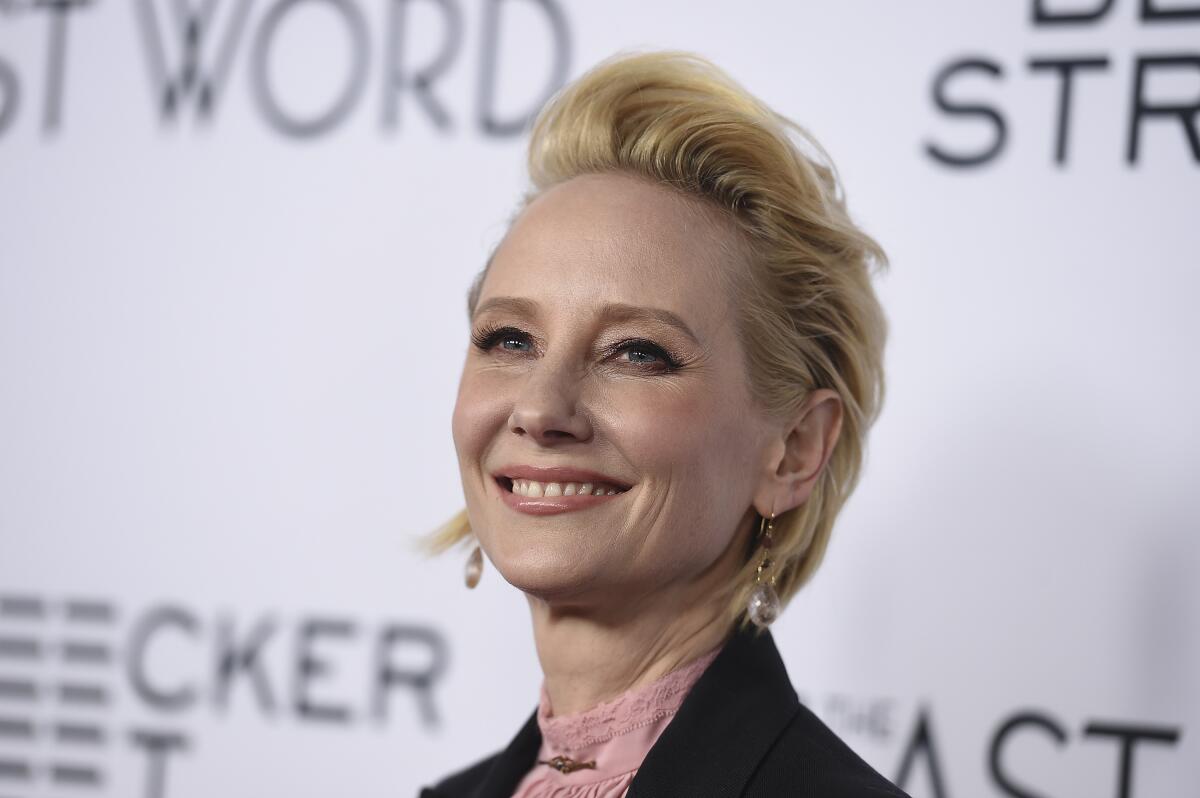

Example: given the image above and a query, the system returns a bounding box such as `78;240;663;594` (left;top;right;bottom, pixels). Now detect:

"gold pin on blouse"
539;755;597;774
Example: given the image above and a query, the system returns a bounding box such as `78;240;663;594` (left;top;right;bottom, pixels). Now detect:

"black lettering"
213;615;278;714
382;0;462;131
894;706;950;798
1127;54;1200;164
1083;721;1181;798
36;0;88;133
133;0;253;121
989;710;1068;798
129;729;189;798
0;55;18;137
821;694;894;740
477;0;570;137
925;57;1007;168
824;694;850;725
372;624;448;728
1141;0;1200;21
293;618;356;723
869;699;896;740
1033;0;1117;24
126;606;200;712
1028;56;1109;164
251;0;369;138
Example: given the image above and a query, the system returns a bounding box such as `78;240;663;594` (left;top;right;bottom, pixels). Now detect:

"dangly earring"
747;511;781;628
464;544;484;589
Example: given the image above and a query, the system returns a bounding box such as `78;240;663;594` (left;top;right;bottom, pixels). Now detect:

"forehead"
480;173;743;333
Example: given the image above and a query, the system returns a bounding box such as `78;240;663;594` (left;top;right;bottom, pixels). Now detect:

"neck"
527;593;730;717
525;534;747;716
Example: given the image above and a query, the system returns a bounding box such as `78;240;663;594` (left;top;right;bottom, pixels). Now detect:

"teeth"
508;478;623;498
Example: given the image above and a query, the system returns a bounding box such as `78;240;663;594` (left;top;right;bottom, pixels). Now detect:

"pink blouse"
510;647;721;798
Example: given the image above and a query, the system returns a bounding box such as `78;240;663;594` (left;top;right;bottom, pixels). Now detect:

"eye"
621;344;663;364
471;324;534;354
608;339;683;371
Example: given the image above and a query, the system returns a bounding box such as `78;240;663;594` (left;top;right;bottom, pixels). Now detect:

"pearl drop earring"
464;544;483;589
747;512;781;628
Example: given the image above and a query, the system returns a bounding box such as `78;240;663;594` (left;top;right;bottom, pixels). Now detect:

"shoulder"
417;751;500;798
745;701;910;798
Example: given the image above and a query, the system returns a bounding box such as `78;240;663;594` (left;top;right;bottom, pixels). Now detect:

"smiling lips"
492;466;631;516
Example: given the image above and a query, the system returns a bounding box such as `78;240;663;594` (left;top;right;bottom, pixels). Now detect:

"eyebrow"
472;296;701;345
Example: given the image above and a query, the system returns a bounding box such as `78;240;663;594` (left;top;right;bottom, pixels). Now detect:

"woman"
421;50;907;798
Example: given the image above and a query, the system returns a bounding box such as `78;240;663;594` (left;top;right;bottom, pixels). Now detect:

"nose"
507;357;592;445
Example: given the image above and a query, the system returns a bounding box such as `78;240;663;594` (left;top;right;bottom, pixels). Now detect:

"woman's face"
451;172;775;607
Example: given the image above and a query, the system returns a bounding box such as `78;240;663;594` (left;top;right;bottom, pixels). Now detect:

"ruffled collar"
508;646;721;798
538;648;721;753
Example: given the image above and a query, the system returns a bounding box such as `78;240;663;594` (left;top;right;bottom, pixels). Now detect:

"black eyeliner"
602;338;685;371
470;323;531;352
470;324;687;373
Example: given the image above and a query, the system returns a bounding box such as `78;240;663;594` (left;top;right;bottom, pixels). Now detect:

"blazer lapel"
626;625;800;798
466;708;542;798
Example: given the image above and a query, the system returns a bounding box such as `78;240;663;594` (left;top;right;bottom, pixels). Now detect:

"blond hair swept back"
427;50;888;633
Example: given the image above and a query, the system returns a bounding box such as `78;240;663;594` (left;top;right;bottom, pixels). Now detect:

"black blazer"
420;624;910;797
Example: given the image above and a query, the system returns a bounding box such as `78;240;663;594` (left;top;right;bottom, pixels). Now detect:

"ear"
753;388;844;517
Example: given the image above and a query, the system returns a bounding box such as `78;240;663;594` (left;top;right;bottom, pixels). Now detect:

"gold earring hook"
758;509;776;546
755;510;777;587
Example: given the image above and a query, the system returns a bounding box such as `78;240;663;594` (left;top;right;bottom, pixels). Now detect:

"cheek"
611;381;750;475
614;381;759;554
451;370;505;466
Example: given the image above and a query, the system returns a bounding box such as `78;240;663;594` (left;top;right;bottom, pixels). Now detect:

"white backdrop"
1;2;1197;797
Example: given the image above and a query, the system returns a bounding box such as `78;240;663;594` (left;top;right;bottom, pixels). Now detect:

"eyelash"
470;324;686;373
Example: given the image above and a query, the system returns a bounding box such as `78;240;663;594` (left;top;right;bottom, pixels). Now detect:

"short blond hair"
428;50;888;633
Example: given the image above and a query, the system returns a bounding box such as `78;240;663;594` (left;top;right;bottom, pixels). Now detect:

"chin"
484;534;605;601
494;564;595;605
